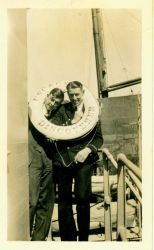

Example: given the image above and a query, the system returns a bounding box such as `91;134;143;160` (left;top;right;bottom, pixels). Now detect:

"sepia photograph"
0;1;152;250
7;8;143;242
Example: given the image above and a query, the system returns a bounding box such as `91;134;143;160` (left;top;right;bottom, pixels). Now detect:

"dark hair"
48;88;64;100
66;81;83;91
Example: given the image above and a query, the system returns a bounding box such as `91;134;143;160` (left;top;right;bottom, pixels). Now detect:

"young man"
52;81;103;241
29;88;64;240
43;88;64;120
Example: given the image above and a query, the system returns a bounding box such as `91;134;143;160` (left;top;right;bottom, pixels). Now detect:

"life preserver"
28;82;99;140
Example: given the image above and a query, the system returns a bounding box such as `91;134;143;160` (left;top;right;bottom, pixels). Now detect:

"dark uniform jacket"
29;119;52;161
48;102;103;168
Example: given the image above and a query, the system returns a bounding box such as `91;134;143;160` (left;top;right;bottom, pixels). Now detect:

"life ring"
28;82;99;141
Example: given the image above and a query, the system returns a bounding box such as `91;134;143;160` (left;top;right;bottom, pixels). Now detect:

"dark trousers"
29;146;55;241
55;163;93;241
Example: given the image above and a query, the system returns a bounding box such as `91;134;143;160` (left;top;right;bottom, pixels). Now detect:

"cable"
103;11;129;82
54;142;74;168
54;125;97;168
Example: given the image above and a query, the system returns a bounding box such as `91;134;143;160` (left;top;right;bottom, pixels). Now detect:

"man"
52;81;103;241
29;88;64;240
42;88;64;120
29;121;54;241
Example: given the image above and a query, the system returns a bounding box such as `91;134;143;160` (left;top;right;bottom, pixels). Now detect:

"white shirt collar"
75;102;84;112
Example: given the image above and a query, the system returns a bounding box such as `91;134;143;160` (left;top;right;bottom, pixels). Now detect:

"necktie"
71;105;83;124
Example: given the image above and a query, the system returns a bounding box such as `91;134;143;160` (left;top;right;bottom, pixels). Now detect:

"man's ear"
82;89;85;94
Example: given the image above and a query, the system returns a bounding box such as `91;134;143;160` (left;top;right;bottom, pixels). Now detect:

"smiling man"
66;81;85;124
43;88;64;118
52;81;103;241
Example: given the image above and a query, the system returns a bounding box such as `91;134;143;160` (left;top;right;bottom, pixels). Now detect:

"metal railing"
100;148;142;241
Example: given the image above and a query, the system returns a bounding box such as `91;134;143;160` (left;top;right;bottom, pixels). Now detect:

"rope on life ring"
28;82;99;141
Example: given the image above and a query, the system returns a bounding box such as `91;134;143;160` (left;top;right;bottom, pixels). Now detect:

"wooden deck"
48;199;138;241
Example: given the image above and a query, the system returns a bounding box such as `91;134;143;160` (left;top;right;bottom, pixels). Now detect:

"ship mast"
92;9;107;98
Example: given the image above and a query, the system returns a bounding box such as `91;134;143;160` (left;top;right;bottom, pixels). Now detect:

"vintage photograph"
7;8;142;242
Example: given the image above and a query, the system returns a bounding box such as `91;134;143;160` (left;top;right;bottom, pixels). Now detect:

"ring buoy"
28;82;99;140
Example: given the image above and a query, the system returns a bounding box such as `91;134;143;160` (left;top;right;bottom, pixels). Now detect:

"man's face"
67;87;84;107
44;94;62;112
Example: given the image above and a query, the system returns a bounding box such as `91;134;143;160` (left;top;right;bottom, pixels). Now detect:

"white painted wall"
7;9;29;240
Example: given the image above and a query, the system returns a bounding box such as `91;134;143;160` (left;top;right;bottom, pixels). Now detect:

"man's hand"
74;147;92;163
45;137;53;143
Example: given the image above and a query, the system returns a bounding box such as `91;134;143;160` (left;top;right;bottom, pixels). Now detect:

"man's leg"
55;165;77;241
29;148;42;236
74;164;93;241
31;149;54;241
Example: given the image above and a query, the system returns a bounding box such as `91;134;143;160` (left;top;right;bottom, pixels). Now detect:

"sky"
27;9;141;99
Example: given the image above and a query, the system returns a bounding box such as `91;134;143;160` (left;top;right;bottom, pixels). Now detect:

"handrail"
102;150;142;193
102;148;118;169
117;153;142;241
101;148;142;241
125;177;142;204
117;153;142;181
119;226;127;241
117;159;126;240
102;148;112;240
127;169;142;194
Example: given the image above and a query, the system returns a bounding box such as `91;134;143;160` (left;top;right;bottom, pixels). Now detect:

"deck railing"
100;148;142;241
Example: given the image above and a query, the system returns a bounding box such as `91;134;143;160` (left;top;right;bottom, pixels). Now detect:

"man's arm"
87;121;104;154
48;105;66;125
74;121;103;163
